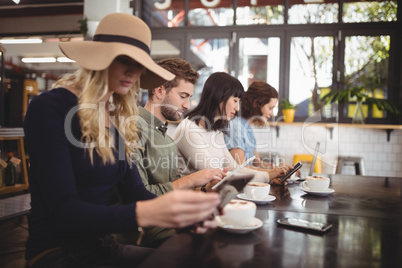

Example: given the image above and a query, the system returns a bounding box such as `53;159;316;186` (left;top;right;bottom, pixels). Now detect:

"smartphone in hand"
212;156;255;190
280;161;303;183
217;173;254;213
177;173;254;233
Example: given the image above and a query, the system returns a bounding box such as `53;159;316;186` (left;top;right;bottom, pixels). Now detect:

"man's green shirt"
134;107;181;195
117;107;180;246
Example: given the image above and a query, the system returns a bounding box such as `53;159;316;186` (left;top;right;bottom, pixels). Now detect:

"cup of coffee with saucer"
301;175;335;196
237;182;276;204
216;199;263;233
244;182;270;200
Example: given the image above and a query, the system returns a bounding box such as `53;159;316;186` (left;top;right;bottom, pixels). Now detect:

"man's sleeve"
133;118;174;195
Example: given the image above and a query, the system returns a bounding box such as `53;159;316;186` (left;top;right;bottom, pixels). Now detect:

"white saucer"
287;174;299;184
237;193;276;205
215;216;263;234
300;186;335;196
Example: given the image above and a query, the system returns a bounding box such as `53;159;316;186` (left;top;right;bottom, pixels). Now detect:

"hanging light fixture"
21;57;56;63
0;38;43;44
57;57;75;63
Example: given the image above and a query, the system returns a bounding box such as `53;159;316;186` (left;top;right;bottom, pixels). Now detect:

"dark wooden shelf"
0;184;29;195
0;136;29;196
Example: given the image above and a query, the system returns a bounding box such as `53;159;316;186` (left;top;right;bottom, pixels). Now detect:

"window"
343;0;397;23
189;0;234;26
288;0;338;24
343;35;390;121
289;36;334;118
149;0;401;124
190;38;230;107
238;37;280;90
236;0;284;25
147;0;186;27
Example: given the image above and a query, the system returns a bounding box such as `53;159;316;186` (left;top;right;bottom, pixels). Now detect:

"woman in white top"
174;72;288;187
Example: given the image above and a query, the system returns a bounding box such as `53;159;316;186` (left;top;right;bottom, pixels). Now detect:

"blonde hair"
53;67;140;165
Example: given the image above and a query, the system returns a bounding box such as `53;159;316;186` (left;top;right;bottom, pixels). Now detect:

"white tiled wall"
253;125;402;177
167;123;402;177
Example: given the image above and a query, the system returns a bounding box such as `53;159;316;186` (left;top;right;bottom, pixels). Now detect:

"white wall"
167;123;402;177
252;124;402;177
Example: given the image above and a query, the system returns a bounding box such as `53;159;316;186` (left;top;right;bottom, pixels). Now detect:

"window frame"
148;1;402;125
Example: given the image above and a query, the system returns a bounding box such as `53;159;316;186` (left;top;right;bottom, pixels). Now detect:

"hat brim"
59;41;175;89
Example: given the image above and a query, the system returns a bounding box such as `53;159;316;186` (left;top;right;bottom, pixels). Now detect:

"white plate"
216;216;263;234
300;186;335;196
237;193;276;205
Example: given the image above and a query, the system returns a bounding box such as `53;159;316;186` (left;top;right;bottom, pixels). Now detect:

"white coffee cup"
302;176;330;191
221;199;256;226
244;182;270;200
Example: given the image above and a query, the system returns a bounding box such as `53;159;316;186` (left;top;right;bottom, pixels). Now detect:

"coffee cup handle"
302;181;308;190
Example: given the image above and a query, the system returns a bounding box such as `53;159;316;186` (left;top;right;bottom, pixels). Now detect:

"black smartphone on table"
277;217;332;233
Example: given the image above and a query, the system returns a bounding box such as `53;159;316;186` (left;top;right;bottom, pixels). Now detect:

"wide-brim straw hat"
59;13;174;89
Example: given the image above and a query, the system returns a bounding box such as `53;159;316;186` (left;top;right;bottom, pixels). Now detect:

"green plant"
78;17;88;36
279;99;297;110
321;86;399;115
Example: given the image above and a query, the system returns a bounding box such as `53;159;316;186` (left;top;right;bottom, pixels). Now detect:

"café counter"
139;174;402;268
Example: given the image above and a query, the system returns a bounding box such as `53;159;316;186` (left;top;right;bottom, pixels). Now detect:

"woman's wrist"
136;201;151;228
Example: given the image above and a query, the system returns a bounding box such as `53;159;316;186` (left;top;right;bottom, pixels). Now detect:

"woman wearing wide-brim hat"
23;13;220;267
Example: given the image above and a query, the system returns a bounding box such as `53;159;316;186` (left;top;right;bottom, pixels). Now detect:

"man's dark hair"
147;58;199;99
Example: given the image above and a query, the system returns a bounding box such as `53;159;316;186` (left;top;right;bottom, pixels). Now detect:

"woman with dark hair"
174;73;288;187
239;81;279;127
224;81;295;185
184;72;245;132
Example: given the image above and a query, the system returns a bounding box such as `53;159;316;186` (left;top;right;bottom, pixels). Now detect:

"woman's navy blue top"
23;88;155;260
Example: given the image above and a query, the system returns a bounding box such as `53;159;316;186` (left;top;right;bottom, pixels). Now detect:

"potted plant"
279;99;297;123
321;86;399;123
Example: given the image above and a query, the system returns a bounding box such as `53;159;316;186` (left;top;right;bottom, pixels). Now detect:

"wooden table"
139;175;402;268
0;193;30;223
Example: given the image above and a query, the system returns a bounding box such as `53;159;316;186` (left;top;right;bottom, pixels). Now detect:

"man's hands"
268;162;294;185
194;166;229;186
172;167;229;190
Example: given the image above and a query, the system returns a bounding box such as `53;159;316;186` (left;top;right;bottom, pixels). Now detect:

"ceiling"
0;0;212;79
0;0;85;76
0;0;185;78
0;0;84;19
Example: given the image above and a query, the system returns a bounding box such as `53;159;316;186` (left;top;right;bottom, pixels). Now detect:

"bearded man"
116;58;227;248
